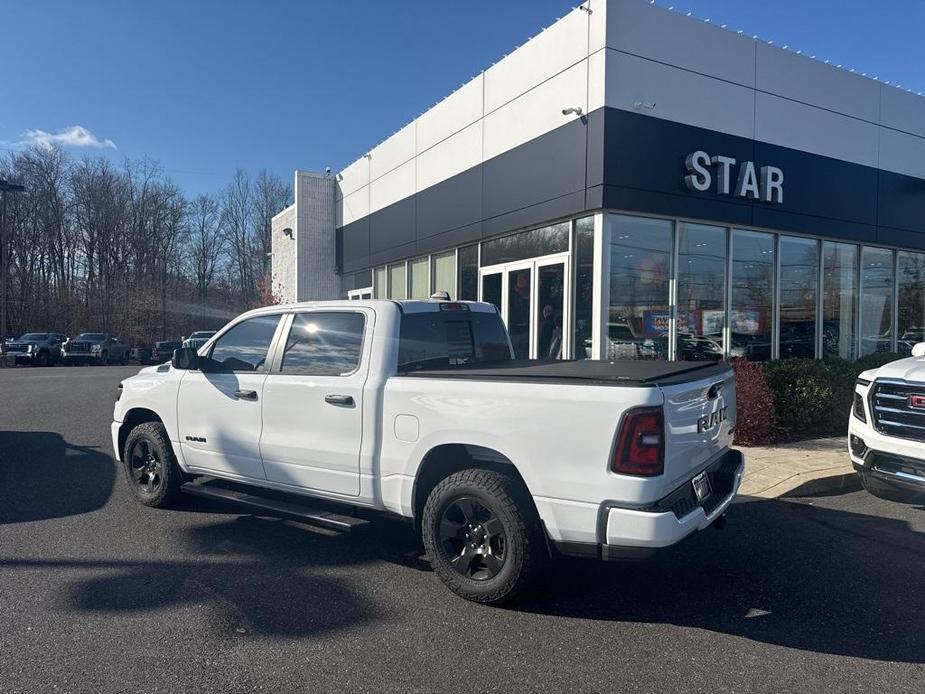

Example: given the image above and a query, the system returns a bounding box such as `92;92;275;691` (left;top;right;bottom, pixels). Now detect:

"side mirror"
912;342;925;357
171;347;200;370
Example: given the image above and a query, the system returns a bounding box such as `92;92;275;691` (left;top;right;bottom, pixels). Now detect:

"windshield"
18;333;48;341
77;333;106;341
190;331;216;339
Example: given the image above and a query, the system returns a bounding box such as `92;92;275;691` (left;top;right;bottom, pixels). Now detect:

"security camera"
325;167;331;176
562;106;583;116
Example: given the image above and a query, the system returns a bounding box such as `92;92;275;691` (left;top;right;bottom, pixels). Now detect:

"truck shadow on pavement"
518;496;925;663
0;430;115;524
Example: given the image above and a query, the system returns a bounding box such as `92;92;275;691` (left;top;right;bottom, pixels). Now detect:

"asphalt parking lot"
1;366;924;693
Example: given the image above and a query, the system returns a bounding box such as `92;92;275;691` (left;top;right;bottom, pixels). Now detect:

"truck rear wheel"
422;468;545;604
122;422;183;508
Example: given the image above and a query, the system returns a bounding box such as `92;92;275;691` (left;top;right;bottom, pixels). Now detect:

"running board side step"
180;478;367;532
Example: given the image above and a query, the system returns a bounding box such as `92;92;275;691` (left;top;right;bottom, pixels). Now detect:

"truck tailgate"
659;367;736;490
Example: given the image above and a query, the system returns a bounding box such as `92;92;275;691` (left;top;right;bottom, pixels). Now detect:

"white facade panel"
879;127;925;179
606;50;755;139
369;121;416;181
369;159;415;214
416;74;484;153
416;121;482;192
483;60;588;161
336;158;369;200
587;0;607;52
340;187;371;227
756;42;880;124
880;84;925;138
483;7;589;114
755;91;880;168
606;0;756;88
587;48;606;113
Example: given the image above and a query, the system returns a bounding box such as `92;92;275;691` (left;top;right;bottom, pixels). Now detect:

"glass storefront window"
677;223;726;361
388;262;406;300
409;257;429;299
730;230;774;361
458;245;479;301
573;217;594;359
779;236;818;359
822;242;858;359
898;251;925;354
481;222;569;267
374;267;387;299
432;251;456;298
607;215;672;360
860;247;894;355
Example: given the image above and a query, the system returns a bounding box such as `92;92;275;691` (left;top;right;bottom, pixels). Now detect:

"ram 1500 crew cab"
849;344;925;501
113;298;743;603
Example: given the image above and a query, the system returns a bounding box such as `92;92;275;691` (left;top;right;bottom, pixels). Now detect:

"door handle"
233;389;258;401
324;394;354;406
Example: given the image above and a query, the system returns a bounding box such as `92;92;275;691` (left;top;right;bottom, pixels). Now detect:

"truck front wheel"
122;422;183;508
422;468;545;604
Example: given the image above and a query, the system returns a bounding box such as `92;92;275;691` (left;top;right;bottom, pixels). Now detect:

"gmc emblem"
909;395;925;409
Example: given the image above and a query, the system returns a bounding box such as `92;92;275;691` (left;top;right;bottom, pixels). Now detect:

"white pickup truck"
112;297;743;603
849;344;925;501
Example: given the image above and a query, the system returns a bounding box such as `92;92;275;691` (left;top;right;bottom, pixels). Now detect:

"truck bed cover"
399;359;730;387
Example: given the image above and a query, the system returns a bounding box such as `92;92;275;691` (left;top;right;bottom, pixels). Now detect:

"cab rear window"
397;312;512;372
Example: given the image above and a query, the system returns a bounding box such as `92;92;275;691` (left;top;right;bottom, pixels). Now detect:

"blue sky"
1;0;923;196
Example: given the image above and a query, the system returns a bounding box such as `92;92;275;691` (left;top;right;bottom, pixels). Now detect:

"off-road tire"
120;351;129;365
34;351;49;367
122;422;184;508
100;351;108;365
422;468;545;604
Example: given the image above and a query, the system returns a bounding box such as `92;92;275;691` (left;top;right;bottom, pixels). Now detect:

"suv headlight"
26;344;34;353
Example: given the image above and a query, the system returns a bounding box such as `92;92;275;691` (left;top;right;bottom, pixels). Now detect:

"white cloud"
20;125;117;150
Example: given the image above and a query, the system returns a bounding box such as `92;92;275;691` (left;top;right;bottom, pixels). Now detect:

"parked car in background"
182;331;217;351
151;340;182;364
113;298;741;604
131;345;153;364
849;343;925;502
2;332;67;366
63;333;130;365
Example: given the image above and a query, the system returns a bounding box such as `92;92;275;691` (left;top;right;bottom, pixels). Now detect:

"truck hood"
869;356;925;383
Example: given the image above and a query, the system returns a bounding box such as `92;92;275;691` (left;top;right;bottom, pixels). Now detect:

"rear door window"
280;312;366;376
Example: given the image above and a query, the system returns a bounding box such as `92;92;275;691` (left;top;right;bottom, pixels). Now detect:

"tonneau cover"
399;359;730;387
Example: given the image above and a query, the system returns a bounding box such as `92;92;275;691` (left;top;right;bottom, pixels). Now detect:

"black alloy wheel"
438;496;507;580
129;438;164;495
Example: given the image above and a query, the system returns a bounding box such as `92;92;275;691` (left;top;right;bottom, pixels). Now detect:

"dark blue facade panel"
338;106;925;272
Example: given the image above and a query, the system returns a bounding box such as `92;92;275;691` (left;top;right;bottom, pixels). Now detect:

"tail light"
612;406;664;477
853;393;867;422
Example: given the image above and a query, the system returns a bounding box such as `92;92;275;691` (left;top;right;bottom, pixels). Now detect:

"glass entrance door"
479;255;569;359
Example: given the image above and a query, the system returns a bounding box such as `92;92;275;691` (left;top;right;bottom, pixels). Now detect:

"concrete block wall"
295;171;339;301
270;205;296;304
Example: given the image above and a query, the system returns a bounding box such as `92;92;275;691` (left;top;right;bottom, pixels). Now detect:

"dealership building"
271;0;925;362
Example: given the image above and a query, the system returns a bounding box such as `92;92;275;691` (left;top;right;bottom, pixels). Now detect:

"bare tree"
186;194;224;305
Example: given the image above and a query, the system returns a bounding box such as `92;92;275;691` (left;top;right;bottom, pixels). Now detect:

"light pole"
0;178;27;342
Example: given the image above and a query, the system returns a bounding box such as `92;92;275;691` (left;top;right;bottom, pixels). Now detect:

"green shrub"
762;353;906;440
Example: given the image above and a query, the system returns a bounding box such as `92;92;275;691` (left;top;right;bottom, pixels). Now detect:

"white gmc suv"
850;344;925;501
112;297;743;603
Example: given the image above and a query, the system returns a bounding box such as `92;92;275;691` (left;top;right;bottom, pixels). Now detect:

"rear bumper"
553;449;744;560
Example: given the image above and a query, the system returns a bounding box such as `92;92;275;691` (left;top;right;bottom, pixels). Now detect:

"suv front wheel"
422;468;545;604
